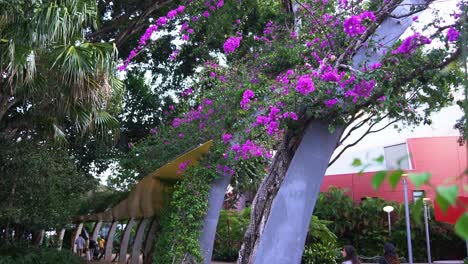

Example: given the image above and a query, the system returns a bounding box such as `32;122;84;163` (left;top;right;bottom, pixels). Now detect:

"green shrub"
0;244;83;264
302;216;340;264
212;208;251;261
303;242;339;264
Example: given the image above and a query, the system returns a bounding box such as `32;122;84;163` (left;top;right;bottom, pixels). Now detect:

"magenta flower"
222;134;233;144
150;128;158;135
392;33;431;54
289;112;298;120
223;36;242;54
157;16;167;26
167;10;177;19
176;5;185;13
343;11;375;37
325;98;339;108
202;11;210;18
240;89;255;110
177;160;191;174
296;75;315;95
447;27;460;42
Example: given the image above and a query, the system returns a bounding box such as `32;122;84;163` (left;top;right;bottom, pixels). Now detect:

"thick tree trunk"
238;123;307;264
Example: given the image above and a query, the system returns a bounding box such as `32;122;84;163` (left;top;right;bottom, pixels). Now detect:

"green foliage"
212;208;340;263
302;243;339;264
0;0;122;141
0;139;94;229
315;187;466;261
152;164;216;263
0;244;83;264
455;213;468;240
213;208;251;261
371;171;387;190
302;216;340;264
408;172;431;188
436;185;459;211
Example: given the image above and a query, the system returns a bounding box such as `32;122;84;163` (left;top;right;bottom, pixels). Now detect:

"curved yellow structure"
74;140;213;222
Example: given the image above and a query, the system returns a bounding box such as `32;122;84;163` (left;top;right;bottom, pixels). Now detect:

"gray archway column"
57;228;66;250
131;218;150;264
253;122;343;263
251;0;428;263
199;174;232;264
119;218;136;264
143;218;159;264
105;221;118;260
72;223;83;253
91;221;102;241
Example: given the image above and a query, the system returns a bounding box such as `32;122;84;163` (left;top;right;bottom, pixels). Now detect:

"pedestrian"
75;234;85;257
341;245;361;264
89;238;98;261
97;237;105;260
379;243;400;264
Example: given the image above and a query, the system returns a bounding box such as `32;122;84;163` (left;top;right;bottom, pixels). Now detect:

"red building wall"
321;136;467;202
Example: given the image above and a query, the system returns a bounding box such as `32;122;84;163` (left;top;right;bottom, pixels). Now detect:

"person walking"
341;245;361;264
75;234;85;257
89;238;98;260
379;243;400;264
97;237;105;260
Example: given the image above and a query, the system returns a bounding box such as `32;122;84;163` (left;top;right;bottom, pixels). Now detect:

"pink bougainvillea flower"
325;98;339;108
296;75;315;95
240;89;255;110
222;134;233;144
447;27;460;42
223;36;242;54
392;33;431;54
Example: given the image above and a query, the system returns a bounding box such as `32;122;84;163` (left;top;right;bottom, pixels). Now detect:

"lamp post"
423;198;432;264
383;205;394;235
402;174;414;264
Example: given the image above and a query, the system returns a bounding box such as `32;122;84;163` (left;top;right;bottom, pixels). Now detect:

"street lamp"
402;174;414;264
383;205;394;235
423;198;432;264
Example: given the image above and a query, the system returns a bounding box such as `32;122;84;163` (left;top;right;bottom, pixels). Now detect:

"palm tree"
0;0;122;139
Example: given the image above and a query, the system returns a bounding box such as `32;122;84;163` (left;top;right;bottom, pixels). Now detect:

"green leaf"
455;213;468;240
389;170;403;189
371;171;386;190
373;155;384;164
408;172;431;188
411;199;424;225
435;185;458;212
352;158;362;167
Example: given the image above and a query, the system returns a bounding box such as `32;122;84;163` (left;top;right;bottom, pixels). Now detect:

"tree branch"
328;117;396;167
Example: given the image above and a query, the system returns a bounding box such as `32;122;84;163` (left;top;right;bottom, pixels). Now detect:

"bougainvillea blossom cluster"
343;11;376;37
392;33;431;54
223;36;243;54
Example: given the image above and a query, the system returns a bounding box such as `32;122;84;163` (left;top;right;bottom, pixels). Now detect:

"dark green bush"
302;216;340;264
212;208;251;261
0;244;83;264
315;187;466;262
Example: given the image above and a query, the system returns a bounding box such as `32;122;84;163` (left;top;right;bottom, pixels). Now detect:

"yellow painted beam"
73;141;213;223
